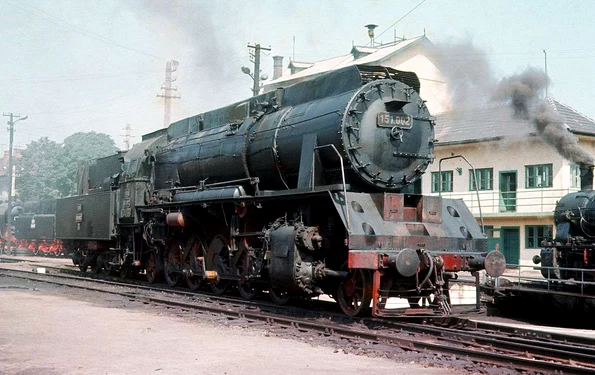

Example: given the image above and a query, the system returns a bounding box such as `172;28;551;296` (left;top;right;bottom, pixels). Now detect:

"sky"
1;0;594;153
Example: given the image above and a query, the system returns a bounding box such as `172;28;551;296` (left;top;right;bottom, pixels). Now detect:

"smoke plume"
534;102;594;164
494;67;594;165
431;41;497;109
126;1;248;117
493;67;549;119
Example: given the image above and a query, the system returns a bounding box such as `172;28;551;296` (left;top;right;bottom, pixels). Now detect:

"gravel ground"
0;274;471;375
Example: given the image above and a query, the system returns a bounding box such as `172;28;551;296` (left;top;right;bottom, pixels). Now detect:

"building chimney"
365;24;378;46
580;164;594;191
273;56;284;80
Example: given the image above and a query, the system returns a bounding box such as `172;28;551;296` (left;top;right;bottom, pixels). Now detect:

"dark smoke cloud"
494;67;594;165
494;67;549;119
431;41;496;109
435;39;594;164
534;101;594;164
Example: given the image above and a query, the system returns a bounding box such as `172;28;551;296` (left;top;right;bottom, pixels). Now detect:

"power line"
374;0;428;42
329;0;427;70
26;93;149;115
4;0;164;60
0;68;163;85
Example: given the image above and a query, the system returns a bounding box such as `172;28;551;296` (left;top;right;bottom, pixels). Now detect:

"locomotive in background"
5;65;506;316
0;200;63;256
536;164;595;280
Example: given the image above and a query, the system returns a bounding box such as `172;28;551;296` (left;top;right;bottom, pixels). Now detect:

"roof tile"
434;99;595;145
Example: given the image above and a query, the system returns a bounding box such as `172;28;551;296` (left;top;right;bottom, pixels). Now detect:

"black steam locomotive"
22;65;505;316
536;165;595;280
1;200;62;256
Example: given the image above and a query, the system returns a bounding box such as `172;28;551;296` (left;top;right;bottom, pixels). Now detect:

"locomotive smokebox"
579;164;594;191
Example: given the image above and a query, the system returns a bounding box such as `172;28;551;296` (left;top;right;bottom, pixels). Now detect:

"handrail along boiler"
56;65;505;316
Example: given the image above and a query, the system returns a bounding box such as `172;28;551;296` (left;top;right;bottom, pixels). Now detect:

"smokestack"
365;24;378;46
580;164;594;191
272;56;283;80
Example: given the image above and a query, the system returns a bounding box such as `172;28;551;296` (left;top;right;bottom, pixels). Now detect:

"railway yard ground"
2;255;595;375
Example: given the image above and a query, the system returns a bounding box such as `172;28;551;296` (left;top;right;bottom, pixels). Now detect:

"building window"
525;225;553;248
431;171;453;193
525;164;553;188
571;164;581;188
483;225;495;238
469;168;493;190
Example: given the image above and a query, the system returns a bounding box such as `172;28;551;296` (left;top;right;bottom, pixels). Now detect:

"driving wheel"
208;235;231;295
185;235;206;291
164;237;182;286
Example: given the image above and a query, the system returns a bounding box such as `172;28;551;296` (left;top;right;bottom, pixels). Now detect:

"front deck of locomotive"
330;67;505;316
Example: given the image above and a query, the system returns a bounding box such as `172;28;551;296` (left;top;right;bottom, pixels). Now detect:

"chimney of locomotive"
365;24;378;46
579;163;595;191
273;56;284;80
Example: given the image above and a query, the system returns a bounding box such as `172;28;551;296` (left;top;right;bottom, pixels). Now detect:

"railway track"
1;265;594;374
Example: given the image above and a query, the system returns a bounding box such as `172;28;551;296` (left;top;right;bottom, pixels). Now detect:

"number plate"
376;112;413;129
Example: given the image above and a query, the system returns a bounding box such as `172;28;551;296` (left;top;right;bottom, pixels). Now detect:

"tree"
15;137;63;201
16;132;118;200
59;132;118;196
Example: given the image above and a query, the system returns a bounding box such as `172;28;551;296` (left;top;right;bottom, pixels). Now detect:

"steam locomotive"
6;65;506;316
535;165;595;280
0;200;63;256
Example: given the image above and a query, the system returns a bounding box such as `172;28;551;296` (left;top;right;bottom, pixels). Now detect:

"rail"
496;263;595;298
3;266;595;374
313;144;350;234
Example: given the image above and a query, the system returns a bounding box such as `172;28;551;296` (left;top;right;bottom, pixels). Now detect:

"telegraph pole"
157;60;181;128
121;123;133;151
247;43;271;96
2;112;27;255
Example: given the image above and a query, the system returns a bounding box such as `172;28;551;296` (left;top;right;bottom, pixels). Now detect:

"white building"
265;34;451;114
430;99;595;265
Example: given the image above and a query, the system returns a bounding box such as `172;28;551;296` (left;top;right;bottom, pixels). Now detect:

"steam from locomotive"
495;67;594;165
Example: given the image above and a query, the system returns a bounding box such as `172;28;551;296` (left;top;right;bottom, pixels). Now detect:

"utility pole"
157;60;181;128
246;43;271;96
2;112;27;255
120;123;133;151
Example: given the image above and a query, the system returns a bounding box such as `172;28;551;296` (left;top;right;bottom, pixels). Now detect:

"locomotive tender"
53;65;505;316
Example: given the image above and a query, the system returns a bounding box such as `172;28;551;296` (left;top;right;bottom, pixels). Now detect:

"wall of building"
422;136;595;266
380;44;450;114
264;40;452;115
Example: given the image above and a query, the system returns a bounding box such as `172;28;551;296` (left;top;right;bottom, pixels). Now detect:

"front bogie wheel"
269;287;290;305
337;268;372;317
238;279;258;300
